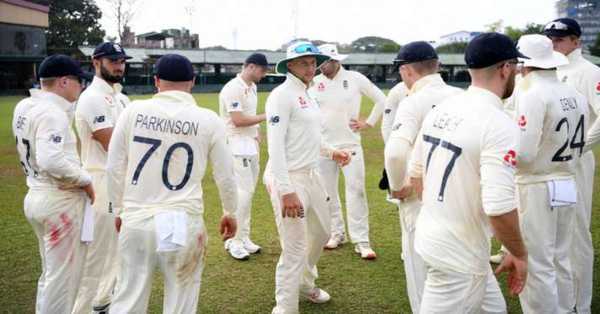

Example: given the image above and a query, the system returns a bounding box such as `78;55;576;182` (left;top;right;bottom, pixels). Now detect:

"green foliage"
504;23;545;42
590;32;600;57
351;36;401;53
435;42;468;54
46;0;105;54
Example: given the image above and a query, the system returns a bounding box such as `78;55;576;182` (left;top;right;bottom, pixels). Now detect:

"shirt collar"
467;85;504;111
409;73;444;95
523;69;558;84
236;73;255;90
152;90;197;106
90;76;123;94
286;73;312;90
329;65;346;81
30;88;74;113
566;48;583;63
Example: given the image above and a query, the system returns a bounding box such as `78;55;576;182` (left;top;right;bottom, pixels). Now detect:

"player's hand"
410;177;423;201
281;192;304;218
254;132;262;144
332;150;351;167
115;217;122;233
495;252;528;295
349;118;371;132
219;214;237;241
82;183;95;205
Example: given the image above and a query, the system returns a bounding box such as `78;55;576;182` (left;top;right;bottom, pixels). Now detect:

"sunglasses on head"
293;43;319;54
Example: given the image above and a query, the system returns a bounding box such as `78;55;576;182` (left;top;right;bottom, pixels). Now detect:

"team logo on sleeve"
392;122;402;131
50;134;62;143
343;80;349;89
384;108;392;114
317;82;325;92
104;96;113;104
94;115;106;124
518;115;527;129
503;150;517;167
231;102;239;108
269;115;280;125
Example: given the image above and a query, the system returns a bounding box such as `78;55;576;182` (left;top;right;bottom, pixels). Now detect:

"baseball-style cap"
318;43;348;61
154;54;195;82
275;41;331;74
93;42;132;60
245;53;269;67
38;54;92;80
465;32;528;69
543;18;582;38
393;41;438;66
517;34;568;69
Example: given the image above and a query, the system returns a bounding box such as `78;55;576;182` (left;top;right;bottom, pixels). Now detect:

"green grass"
0;92;598;313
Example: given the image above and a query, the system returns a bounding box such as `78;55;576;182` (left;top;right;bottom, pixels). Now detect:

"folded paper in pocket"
154;211;188;252
547;179;577;208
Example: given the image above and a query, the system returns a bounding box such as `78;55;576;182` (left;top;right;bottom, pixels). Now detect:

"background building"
121;27;199;49
556;0;600;49
0;0;48;92
437;31;483;46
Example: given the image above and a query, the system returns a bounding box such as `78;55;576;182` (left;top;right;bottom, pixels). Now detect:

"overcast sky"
97;0;557;50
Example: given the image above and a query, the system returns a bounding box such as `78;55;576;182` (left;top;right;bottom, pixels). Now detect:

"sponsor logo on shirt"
317;82;325;92
384;108;392;114
503;150;517;167
392;123;402;131
518;115;527;129
561;76;568;83
104;96;113;104
94;115;106;124
50;134;62;143
298;96;308;108
232;102;239;108
343;80;349;89
269;115;280;125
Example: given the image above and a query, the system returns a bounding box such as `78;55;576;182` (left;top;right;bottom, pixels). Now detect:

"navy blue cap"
154;54;195;82
543;18;582;38
245;53;269;67
465;32;528;69
93;42;132;60
38;54;92;80
393;41;438;65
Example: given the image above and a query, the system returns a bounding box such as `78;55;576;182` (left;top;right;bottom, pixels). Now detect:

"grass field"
0;92;598;313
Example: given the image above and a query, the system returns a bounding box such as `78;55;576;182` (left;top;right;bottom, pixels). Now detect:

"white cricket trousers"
232;154;259;241
319;145;369;243
419;264;506;314
398;197;426;314
571;151;594;314
110;213;207;314
73;170;119;313
267;169;331;314
517;182;575;313
24;188;87;314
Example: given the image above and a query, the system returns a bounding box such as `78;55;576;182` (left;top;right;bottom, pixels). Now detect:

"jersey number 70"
131;136;194;191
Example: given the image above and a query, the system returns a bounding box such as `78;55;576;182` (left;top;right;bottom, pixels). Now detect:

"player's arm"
408;129;425;199
514;92;545;166
208;118;238;240
106;107;131;217
76;95;115;151
36;112;92;189
385;98;420;196
349;73;386;131
381;84;407;142
221;89;266;127
481;120;527;294
583;70;600;150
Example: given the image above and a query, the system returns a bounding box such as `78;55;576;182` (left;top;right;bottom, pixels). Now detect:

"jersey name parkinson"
134;113;199;136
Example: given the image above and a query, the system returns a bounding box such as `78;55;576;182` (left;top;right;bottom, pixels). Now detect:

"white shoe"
489;251;506;264
225;239;250;260
354;242;377;260
301;288;331;304
242;237;261;254
324;233;346;249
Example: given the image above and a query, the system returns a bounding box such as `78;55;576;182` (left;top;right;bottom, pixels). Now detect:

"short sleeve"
76;94;113;132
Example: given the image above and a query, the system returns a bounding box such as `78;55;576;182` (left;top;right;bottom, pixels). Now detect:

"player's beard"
503;72;516;99
100;64;124;84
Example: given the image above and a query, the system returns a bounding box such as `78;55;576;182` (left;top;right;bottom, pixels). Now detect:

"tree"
350;36;400;53
47;0;105;54
435;42;468;54
106;0;139;43
485;20;504;33
504;23;545;42
590;32;600;57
